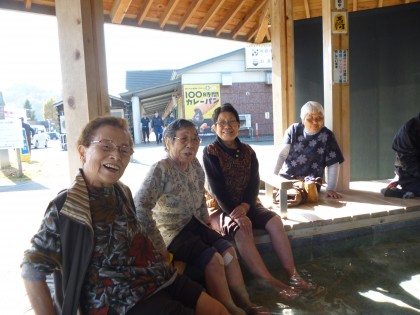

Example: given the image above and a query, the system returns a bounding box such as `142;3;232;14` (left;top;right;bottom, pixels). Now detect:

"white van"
32;125;49;149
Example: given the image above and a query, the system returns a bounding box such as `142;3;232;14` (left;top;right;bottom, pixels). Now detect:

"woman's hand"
230;203;249;219
234;216;253;236
326;190;342;199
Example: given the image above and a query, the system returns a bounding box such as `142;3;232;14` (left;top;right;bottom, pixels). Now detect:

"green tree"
43;98;58;130
23;99;36;121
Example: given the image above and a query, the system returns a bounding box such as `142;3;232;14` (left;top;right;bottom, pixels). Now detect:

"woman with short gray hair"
274;101;345;198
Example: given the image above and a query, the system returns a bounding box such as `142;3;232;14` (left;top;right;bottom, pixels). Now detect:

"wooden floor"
257;180;420;245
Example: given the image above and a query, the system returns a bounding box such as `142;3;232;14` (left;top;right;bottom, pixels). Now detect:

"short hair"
77;116;133;148
163;119;196;151
300;101;324;121
211;103;240;124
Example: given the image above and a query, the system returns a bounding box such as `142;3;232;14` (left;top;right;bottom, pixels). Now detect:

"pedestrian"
165;112;176;126
20;117;35;150
21;115;228;315
141;112;150;143
151;111;164;144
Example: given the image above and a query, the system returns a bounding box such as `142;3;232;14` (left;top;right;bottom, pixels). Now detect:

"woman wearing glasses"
22;116;230;315
203;103;315;301
134;119;264;315
273;101;345;199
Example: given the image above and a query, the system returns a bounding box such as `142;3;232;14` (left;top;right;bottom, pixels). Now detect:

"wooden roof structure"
2;0;418;44
1;0;418;187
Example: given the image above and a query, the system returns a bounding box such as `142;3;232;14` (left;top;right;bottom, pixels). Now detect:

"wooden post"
55;0;110;180
270;0;296;149
322;0;351;191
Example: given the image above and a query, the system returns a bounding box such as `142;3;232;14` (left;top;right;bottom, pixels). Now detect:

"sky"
0;9;247;97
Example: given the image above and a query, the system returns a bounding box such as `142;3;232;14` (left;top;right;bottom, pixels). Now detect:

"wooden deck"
257;180;420;246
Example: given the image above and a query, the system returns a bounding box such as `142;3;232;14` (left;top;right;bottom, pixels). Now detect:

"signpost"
0;119;27;176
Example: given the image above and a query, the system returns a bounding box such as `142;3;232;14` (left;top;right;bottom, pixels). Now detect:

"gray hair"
300;101;324;121
163;119;197;151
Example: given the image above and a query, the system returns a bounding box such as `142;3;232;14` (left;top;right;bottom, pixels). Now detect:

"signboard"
333;49;349;84
245;43;272;70
332;12;348;34
0;119;23;149
183;84;220;134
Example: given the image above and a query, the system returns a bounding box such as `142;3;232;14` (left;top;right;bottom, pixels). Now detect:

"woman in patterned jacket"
21;116;228;315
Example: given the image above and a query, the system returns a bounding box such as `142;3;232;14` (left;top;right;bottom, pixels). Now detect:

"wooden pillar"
270;0;295;149
55;0;110;180
322;0;350;190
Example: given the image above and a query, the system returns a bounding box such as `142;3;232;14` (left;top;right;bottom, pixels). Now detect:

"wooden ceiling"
2;0;419;43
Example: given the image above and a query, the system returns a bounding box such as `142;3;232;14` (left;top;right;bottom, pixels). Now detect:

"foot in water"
289;272;317;290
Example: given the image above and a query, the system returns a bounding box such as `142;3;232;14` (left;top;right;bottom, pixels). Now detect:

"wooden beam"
353;0;358;11
160;0;181;29
197;0;226;33
215;0;245;37
303;0;311;18
232;0;267;39
271;0;295;148
378;0;384;7
252;2;271;43
254;16;269;43
322;0;350;191
55;0;110;179
137;0;154;26
110;0;132;24
24;0;31;9
179;0;203;31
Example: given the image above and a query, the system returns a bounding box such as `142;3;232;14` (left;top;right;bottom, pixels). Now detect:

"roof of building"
125;70;175;92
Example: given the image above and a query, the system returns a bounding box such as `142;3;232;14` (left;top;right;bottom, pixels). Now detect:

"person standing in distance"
141;112;150;143
151;111;164;144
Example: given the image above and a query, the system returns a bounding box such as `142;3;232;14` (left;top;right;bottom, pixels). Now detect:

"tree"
43;98;58;130
23;99;36;121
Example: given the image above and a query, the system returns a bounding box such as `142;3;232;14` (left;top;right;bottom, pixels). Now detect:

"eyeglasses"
173;136;202;144
215;120;239;127
90;139;134;157
305;116;324;123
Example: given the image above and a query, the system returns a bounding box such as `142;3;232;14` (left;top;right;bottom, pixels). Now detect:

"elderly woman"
274;101;345;199
21;116;228;315
203;103;315;301
134;119;263;315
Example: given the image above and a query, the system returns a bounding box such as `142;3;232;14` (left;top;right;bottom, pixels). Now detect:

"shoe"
289;272;317;290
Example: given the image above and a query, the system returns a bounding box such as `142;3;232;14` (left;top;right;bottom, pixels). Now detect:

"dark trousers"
142;127;149;142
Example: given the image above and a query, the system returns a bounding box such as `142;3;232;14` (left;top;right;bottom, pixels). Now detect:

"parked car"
48;131;60;140
31;125;49;149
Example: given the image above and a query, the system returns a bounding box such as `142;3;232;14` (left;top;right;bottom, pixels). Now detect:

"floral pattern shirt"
280;123;344;179
134;158;209;253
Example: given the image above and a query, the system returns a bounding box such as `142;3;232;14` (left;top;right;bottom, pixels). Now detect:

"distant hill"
1;84;61;120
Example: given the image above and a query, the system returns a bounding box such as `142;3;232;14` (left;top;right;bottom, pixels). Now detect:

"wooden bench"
259;171;295;219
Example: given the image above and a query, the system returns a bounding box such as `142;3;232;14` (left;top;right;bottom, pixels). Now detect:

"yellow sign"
183;84;221;134
332;12;348;34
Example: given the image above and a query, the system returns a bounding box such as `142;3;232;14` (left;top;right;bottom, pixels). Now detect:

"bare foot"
289;272;317;290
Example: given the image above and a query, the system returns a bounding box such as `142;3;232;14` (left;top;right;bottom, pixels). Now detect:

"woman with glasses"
21;116;229;315
203;103;315;302
273;101;344;199
134;119;264;315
